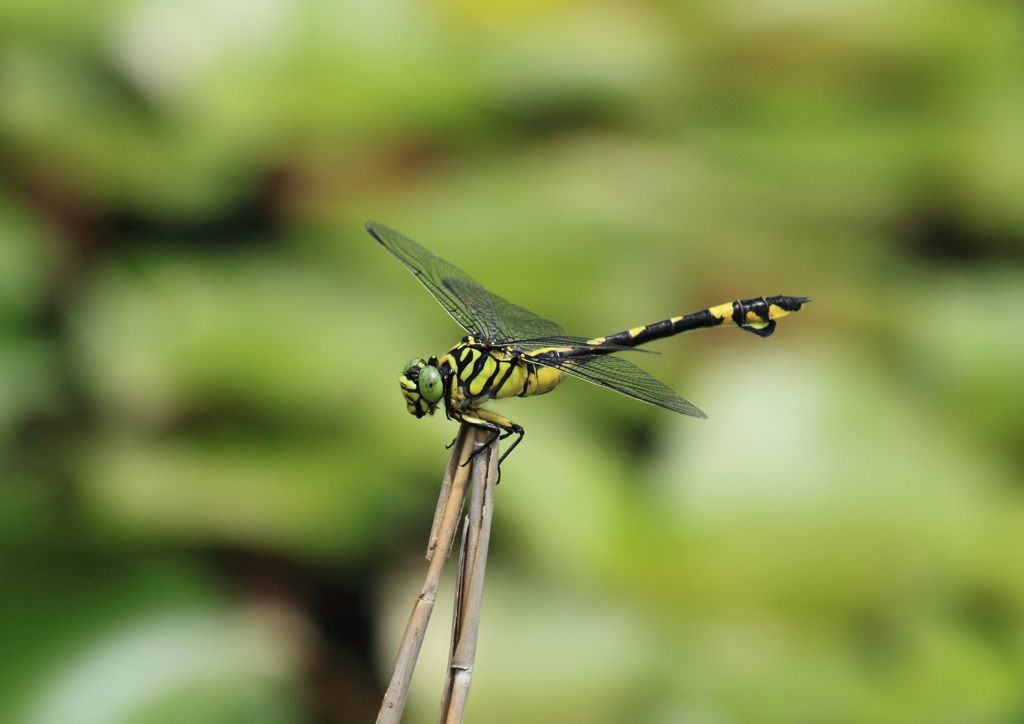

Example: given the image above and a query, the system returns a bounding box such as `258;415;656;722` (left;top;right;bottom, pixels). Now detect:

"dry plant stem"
436;516;469;722
426;427;473;560
376;425;477;724
437;433;499;724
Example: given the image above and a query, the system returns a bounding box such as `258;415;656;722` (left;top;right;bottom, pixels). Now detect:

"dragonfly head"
399;357;445;418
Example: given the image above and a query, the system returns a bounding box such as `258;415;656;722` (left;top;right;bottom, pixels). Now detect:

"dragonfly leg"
497;427;524;467
455;409;525;471
453;413;500;465
472;408;525;469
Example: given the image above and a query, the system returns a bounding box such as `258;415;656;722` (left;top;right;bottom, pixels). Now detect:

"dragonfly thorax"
399;341;567;422
443;342;565;410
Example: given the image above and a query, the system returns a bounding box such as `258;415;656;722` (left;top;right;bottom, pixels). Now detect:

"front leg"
454;408;525;468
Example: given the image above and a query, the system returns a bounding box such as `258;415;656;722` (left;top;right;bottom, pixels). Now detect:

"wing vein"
533;353;706;417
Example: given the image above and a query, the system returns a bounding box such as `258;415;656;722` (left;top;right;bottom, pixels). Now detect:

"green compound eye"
405;357;423;370
418;365;443;404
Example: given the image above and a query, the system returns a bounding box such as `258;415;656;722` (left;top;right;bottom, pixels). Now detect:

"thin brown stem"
376;425;477;724
437;432;499;724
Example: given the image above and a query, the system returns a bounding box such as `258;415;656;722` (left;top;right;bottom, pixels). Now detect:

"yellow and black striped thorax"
445;338;564;409
399;337;565;419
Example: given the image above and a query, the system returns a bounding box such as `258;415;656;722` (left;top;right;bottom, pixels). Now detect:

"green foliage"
1;0;1023;722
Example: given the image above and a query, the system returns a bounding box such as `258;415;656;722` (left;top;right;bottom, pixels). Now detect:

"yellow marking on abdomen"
709;301;735;323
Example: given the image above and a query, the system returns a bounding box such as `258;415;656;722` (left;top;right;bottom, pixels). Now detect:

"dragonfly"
368;222;809;464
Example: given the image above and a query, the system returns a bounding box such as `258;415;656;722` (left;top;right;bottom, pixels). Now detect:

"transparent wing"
439;277;502;338
489;292;566;341
533;353;706;417
368;222;567;343
368;222;499;338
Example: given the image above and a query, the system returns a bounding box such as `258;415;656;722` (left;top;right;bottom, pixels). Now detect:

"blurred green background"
2;0;1024;722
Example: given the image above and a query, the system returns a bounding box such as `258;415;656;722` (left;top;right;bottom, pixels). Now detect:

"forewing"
489;291;567;342
534;354;706;417
441;277;502;338
367;222;500;338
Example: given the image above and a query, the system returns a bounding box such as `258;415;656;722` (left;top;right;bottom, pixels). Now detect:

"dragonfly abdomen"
590;295;810;348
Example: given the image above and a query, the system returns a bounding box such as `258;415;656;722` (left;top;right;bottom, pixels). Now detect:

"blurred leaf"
896;268;1024;451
